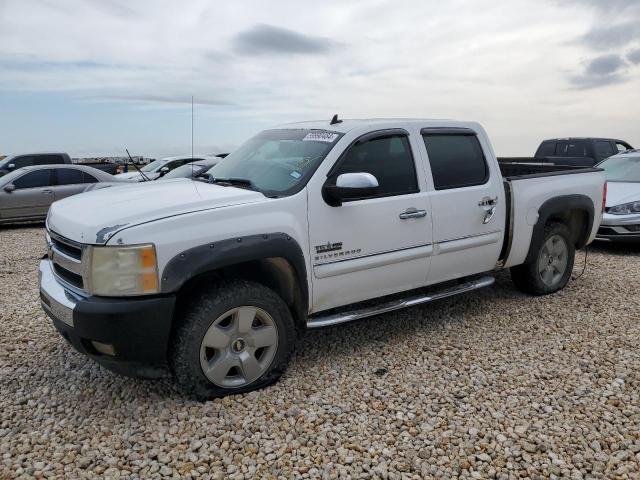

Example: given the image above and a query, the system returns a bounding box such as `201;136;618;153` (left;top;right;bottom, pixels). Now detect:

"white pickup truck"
39;118;606;399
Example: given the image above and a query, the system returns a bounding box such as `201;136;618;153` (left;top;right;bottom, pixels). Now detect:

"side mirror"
4;183;16;193
159;166;170;176
7;164;15;170
322;172;379;207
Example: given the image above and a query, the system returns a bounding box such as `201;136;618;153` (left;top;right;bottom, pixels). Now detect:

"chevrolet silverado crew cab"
39;118;606;399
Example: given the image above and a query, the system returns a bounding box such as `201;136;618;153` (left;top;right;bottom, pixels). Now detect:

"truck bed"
499;160;605;269
497;158;597;179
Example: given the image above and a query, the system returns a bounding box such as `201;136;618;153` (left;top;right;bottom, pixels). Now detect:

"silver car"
596;150;640;242
0;164;119;225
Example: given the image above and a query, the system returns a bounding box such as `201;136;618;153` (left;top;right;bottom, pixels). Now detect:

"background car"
0;164;123;225
596;150;640;242
534;138;632;166
159;158;221;181
117;156;208;182
0;152;71;177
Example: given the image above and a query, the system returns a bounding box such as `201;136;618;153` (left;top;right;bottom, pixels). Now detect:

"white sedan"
596;150;640;242
117;155;218;182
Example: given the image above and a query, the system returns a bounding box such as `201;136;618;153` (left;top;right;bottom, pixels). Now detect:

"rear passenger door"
307;129;432;311
420;128;505;284
54;168;98;202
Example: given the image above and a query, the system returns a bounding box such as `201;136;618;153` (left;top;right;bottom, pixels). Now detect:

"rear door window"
567;141;587;157
13;170;54;189
56;169;85;185
56;169;99;184
422;133;488;190
554;141;568;157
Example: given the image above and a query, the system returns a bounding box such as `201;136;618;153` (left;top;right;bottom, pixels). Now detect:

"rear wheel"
170;280;296;400
511;221;575;295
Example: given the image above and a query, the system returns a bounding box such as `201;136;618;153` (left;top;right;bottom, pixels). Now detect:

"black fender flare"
524;194;595;264
160;232;308;311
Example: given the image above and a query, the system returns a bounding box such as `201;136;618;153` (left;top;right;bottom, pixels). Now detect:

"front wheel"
510;221;575;295
170;280;296;400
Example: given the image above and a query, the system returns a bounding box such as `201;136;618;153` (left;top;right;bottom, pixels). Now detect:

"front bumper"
39;259;176;375
596;212;640;242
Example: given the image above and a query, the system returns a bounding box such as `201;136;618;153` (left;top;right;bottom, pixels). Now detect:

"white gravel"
1;226;640;479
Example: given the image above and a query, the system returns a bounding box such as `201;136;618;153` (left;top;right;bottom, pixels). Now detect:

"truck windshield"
205;129;343;196
599;156;640;183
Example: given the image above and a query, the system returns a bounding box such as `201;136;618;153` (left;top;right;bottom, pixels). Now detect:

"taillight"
602;181;607;213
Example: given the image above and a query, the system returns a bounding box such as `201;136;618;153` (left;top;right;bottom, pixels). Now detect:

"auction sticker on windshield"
303;131;339;143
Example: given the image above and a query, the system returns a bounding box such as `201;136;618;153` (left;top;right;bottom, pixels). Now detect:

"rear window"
422;134;488;190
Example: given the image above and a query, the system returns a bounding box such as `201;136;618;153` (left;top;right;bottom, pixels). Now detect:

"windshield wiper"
209;177;257;191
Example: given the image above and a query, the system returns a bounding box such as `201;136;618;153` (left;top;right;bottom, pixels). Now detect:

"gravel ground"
1;226;640;479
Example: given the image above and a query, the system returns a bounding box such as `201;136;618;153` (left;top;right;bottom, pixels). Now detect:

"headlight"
87;244;159;296
608;201;640;215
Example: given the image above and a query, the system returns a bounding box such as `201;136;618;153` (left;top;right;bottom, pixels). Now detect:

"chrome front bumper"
596;212;640;241
39;259;81;327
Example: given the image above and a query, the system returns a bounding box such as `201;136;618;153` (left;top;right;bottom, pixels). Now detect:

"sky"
0;0;639;158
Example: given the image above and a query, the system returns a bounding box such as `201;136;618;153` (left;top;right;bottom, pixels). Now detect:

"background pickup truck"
500;137;633;168
39;118;606;399
0;152;118;176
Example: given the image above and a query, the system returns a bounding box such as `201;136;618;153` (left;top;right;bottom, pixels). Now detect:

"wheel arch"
162;233;309;328
524;194;594;264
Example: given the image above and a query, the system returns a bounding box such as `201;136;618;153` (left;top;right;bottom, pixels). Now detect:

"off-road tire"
170;280;296;400
510;221;575;295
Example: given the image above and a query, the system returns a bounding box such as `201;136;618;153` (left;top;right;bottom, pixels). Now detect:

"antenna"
330;114;342;125
126;148;151;182
191;96;194;160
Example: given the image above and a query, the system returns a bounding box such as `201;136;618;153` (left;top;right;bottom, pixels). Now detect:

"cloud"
585;54;627;75
580;21;640;50
110;94;234;107
628;48;640;64
570;54;628;88
233;24;334;56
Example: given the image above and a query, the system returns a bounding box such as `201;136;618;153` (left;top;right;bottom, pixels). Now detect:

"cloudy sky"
0;0;639;158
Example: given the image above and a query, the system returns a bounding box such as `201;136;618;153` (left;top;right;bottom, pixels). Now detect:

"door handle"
399;207;427;220
482;206;496;224
479;196;498;224
478;196;498;207
42;189;53;194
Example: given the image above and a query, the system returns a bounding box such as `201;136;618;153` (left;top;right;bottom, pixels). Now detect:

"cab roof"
274;118;474;134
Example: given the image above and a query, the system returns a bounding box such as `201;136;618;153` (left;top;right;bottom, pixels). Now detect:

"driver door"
1;169;55;220
307;130;432;312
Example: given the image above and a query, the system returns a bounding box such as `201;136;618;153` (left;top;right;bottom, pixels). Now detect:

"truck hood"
47;179;266;244
606;182;640;207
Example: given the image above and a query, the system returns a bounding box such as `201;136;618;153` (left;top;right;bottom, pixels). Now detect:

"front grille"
597;226;618;236
48;230;86;292
53;264;84;289
50;234;82;261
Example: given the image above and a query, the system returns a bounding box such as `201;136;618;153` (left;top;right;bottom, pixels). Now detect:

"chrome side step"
306;275;495;329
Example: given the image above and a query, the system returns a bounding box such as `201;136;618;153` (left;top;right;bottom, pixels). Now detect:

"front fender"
160;232;308;309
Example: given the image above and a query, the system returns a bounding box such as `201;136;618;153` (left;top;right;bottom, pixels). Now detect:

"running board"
306;275;495;329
